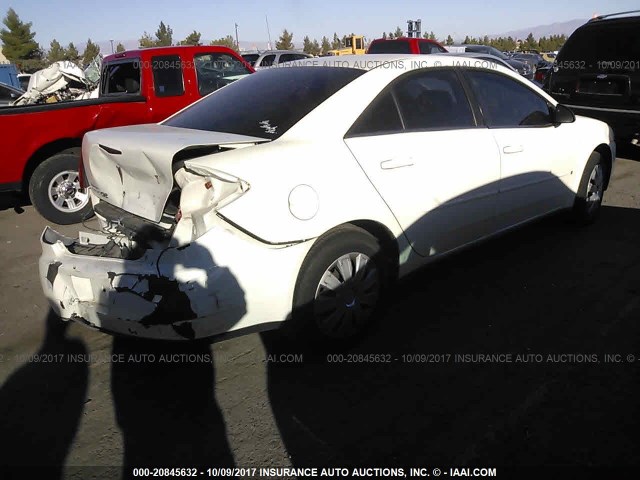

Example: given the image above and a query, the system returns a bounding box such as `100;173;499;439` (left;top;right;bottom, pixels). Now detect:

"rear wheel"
571;151;606;225
288;226;390;350
28;153;93;225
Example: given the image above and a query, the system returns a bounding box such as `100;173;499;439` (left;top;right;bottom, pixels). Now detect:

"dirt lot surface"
1;148;639;479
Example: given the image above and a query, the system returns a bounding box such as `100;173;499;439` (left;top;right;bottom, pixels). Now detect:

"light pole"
235;23;239;51
266;15;272;50
110;39;114;53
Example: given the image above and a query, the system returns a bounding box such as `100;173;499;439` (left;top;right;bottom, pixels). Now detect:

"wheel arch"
22;138;82;192
594;143;613;190
312;219;401;284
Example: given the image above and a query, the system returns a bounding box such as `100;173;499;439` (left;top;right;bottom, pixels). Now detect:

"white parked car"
39;55;615;343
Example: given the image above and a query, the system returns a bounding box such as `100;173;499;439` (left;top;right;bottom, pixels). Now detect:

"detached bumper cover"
39;227;247;340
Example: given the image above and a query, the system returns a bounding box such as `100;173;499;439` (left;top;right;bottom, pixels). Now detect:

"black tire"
286;225;391;351
28;153;94;225
571;151;606;225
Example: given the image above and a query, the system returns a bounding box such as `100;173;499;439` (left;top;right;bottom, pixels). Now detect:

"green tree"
47;39;66;63
311;39;321;56
0;8;40;64
302;35;313;54
82;38;101;66
423;31;436;40
155;21;173;46
180;30;201;46
523;32;538;51
382;32;387;40
275;29;293;50
445;34;454;46
139;32;155;48
115;42;126;52
210;35;237;51
331;32;340;49
64;42;80;63
321;36;331;55
394;26;404;38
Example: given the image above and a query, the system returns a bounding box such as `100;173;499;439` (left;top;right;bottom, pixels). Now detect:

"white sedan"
39;55;615;343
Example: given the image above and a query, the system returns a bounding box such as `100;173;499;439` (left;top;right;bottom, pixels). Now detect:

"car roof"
370;37;441;43
257;50;309;54
281;54;516;72
102;45;240;62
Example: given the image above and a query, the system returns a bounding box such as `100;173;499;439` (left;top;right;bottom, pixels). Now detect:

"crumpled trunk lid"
82;124;266;223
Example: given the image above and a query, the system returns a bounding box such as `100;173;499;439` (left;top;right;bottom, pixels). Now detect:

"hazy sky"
4;0;638;46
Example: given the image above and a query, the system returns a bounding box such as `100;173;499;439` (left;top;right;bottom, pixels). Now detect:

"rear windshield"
558;22;640;68
368;40;412;54
164;66;365;140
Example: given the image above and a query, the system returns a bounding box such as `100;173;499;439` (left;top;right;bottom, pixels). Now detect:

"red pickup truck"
0;45;253;224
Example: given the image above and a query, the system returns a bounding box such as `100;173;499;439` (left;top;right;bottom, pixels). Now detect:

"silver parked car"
253;50;314;70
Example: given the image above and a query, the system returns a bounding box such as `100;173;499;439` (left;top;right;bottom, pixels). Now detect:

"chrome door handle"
503;145;524;154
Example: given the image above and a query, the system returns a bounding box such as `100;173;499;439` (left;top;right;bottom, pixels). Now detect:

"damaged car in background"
12;57;101;106
40;55;615;343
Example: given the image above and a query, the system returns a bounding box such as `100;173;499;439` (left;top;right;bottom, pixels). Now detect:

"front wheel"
28;153;93;225
571;151;606;225
288;226;390;350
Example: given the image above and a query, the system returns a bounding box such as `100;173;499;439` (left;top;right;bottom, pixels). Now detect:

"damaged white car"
39;55;615;342
13;57;100;106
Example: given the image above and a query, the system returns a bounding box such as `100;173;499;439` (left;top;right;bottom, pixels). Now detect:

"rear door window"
152;55;184;97
259;54;276;67
393;69;475;130
279;53;309;63
101;60;141;95
347;91;403;136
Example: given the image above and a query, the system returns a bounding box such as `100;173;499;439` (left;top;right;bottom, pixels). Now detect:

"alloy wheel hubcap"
48;170;89;213
314;252;380;338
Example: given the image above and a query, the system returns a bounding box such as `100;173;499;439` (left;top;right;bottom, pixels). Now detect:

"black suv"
545;10;640;145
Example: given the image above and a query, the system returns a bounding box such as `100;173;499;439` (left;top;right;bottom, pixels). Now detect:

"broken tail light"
173;165;249;239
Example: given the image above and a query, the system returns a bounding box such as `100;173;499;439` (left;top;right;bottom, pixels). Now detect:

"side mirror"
553;104;575;124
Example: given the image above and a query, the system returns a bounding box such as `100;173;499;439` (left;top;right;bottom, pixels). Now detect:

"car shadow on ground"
0;311;89;479
0;192;29;214
261;203;640;471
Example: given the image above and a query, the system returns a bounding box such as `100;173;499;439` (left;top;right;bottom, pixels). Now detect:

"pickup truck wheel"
29;153;93;225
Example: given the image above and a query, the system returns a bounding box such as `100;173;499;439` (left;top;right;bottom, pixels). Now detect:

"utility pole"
235;23;239;51
266;15;272;50
110;39;114;53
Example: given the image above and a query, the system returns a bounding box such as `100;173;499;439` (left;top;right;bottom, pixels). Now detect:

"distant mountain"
491;18;588;40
